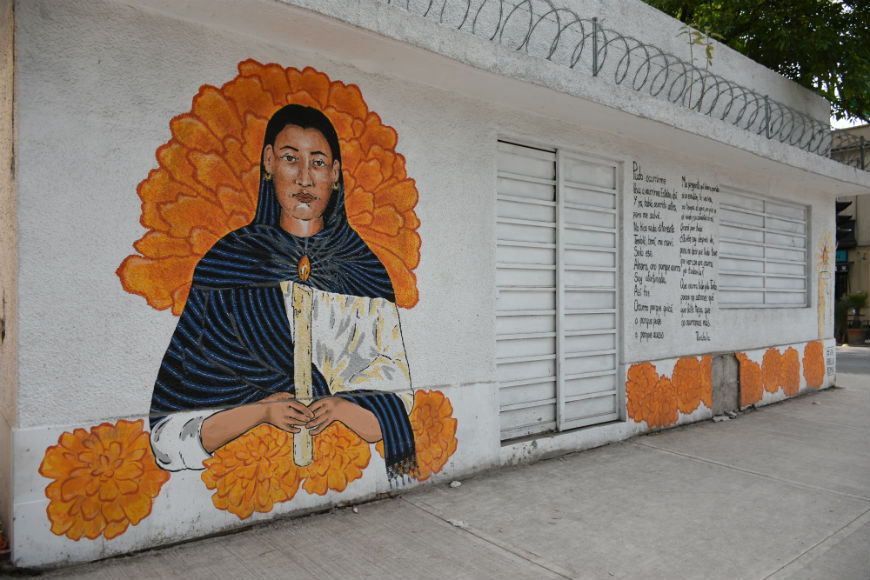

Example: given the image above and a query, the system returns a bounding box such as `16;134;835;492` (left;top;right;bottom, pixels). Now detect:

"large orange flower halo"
117;59;422;315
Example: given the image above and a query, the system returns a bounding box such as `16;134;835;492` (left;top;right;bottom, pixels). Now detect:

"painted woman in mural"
149;104;417;481
39;64;456;541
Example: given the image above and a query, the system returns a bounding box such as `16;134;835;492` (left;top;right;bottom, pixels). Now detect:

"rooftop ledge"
296;0;869;185
121;0;870;192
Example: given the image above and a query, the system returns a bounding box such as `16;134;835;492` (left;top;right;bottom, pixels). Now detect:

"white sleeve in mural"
150;409;216;470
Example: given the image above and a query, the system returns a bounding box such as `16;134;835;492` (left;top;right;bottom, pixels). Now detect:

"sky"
831;116;867;129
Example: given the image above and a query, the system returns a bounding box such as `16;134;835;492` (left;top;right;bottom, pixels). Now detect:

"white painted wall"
9;0;866;567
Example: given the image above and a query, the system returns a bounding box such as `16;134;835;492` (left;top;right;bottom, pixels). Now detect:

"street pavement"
3;351;868;579
836;343;870;374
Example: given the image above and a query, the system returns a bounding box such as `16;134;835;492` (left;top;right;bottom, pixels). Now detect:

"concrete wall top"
285;0;832;123
569;0;830;122
113;0;868;192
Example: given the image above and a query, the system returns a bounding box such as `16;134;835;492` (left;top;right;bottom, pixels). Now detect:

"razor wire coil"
384;0;866;169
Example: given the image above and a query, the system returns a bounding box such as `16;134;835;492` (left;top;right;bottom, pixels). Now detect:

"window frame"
718;188;809;309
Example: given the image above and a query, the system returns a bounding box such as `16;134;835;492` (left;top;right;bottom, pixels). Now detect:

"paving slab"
406;375;870;580
638;375;870;500
767;511;870;580
29;498;564;580
407;439;868;580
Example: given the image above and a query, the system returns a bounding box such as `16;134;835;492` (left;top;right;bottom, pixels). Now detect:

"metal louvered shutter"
496;141;620;441
718;190;808;307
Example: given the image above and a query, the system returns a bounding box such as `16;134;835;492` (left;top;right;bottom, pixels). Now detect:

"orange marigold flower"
375;390;459;481
301;422;371;496
626;362;679;428
39;419;169;541
803;341;825;388
737;353;763;407
626;362;658;424
117;59;421;315
649;376;679;428
780;347;801;396
672;357;702;415
761;348;782;394
410;390;458;482
202;424;302;520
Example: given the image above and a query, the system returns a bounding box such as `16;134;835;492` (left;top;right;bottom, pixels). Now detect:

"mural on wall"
735;341;826;408
816;232;835;339
39;60;458;540
38;420;169;540
627;340;828;427
630;163;718;346
625;356;712;428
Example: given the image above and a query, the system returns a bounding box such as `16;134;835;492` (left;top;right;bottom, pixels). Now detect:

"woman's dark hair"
261;104;342;170
261;104;343;224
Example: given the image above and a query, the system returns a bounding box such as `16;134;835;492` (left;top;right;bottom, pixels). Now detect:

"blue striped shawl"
150;176;417;480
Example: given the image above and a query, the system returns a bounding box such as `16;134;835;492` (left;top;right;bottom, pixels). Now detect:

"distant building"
832;124;869;337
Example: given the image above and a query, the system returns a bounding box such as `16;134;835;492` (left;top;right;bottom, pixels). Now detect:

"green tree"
642;0;869;122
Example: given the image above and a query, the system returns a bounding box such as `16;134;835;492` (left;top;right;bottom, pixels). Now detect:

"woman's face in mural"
263;124;340;237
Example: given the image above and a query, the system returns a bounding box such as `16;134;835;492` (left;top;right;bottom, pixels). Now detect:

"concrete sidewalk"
6;372;869;580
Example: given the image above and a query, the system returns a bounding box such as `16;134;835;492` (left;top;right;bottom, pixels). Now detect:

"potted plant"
840;292;869;345
835;298;849;344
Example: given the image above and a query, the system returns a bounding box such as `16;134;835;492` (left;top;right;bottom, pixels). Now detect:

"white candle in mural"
292;283;314;467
